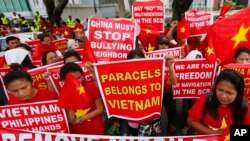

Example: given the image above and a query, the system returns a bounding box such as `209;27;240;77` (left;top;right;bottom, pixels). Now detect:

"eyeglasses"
159;42;169;45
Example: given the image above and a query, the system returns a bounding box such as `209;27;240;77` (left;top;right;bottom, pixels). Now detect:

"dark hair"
39;33;51;41
59;62;83;80
3;63;33;86
127;50;145;59
75;18;80;23
21;56;36;69
6;36;20;44
234;47;250;59
63;50;82;63
41;51;57;66
207;69;247;124
16;43;33;55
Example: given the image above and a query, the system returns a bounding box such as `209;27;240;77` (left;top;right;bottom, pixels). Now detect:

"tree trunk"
43;0;69;26
128;0;135;12
172;0;193;21
117;0;126;18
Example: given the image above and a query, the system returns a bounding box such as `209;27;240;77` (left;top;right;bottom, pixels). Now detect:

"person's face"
46;52;59;65
158;41;169;50
65;56;79;63
42;37;52;46
216;80;237;106
8;39;20;49
235;52;250;64
7;78;35;101
71;71;83;83
77;40;85;48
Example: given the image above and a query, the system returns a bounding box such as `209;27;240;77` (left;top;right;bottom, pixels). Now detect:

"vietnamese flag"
205;38;217;63
177;20;190;39
207;7;250;63
138;25;160;52
58;73;91;110
82;37;98;63
219;5;231;17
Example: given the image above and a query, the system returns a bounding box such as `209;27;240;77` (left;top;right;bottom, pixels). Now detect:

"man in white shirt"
12;12;19;28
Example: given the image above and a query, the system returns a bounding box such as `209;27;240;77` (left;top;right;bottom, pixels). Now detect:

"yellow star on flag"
145;29;152;34
180;26;186;33
64;31;69;35
231;23;250;49
224;134;230;141
208;117;228;130
77;84;85;95
206;47;215;56
74;108;91;118
148;43;155;52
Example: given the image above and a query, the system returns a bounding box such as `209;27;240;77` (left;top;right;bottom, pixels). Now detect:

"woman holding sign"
3;64;58;105
187;69;250;135
59;62;105;135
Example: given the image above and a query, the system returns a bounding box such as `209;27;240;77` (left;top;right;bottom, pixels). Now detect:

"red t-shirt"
188;94;250;134
8;89;58;105
69;81;105;135
53;27;62;35
61;26;73;39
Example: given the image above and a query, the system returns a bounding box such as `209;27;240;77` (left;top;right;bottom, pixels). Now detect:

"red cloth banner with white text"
0;100;69;133
0;128;221;141
221;63;250;101
94;58;165;121
172;59;217;99
47;62;94;94
185;10;213;35
88;18;136;62
52;39;68;55
133;0;165;32
144;47;182;59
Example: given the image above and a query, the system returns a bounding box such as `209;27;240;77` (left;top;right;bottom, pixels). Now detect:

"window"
0;0;30;12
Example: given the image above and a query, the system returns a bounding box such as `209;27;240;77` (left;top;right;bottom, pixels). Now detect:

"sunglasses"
159;42;169;45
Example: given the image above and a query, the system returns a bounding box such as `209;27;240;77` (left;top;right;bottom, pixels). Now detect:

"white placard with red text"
88;18;136;62
0;100;69;133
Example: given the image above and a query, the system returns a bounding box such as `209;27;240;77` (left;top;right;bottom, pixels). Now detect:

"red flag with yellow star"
177;20;190;39
205;38;217;63
82;37;98;63
58;73;91;110
207;7;250;63
138;25;161;52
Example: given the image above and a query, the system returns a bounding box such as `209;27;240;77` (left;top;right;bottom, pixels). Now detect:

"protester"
125;49;177;136
41;51;60;66
63;50;82;63
11;12;19;28
234;47;250;64
74;18;84;37
5;36;20;50
3;63;58;105
59;62;105;135
75;37;85;49
188;69;250;134
33;33;62;60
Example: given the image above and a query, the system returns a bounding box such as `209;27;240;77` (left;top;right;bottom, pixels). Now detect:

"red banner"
52;39;68;55
173;59;217;98
94;58;165;121
0;128;221;140
88;18;136;62
0;100;69;133
144;47;182;59
185;10;213;35
221;63;250;101
133;0;165;32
